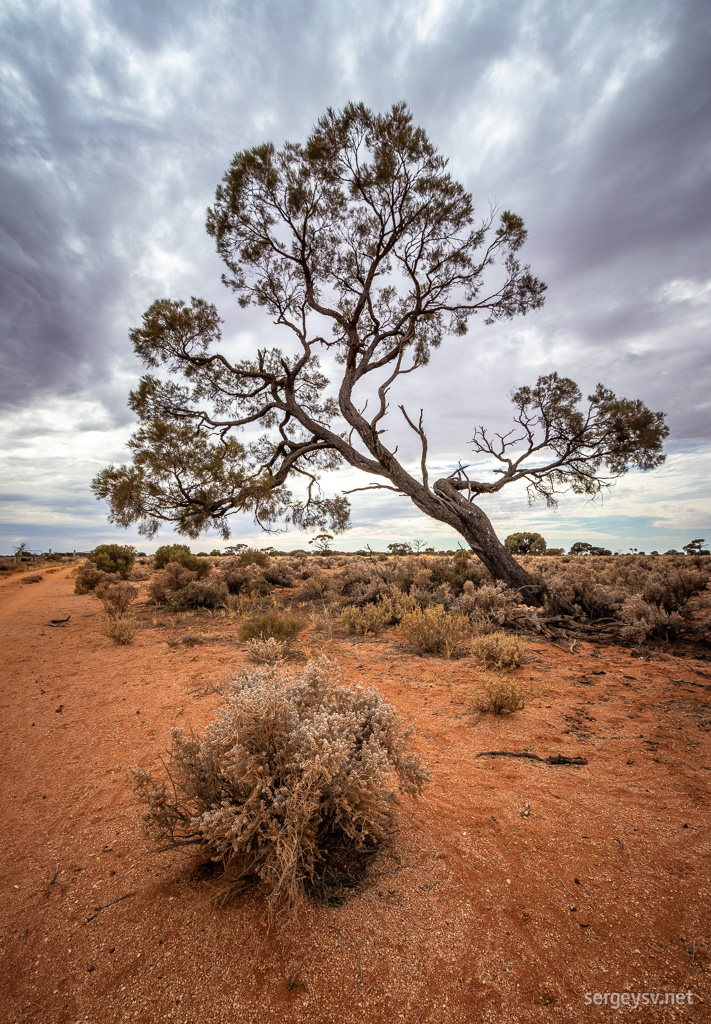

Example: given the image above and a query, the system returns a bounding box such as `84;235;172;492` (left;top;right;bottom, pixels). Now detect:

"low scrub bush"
154;544;212;578
148;562;198;604
100;616;139;645
221;561;274;597
619;596;685;643
170;580;229;610
129;657;428;911
238;609;306;643
472;632;529;671
246;636;287;664
87;544;136;579
75;562;120;594
96;581;138;618
469;672;530;714
398;605;470;657
340;602;389;636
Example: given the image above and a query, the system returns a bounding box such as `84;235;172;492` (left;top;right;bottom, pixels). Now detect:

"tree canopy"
93;103;668;597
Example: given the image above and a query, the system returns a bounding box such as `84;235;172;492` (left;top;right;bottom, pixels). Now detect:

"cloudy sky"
1;0;710;555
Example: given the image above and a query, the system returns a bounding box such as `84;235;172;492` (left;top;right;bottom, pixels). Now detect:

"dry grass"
238;609;306;643
468;671;531;714
471;631;529;671
99;616;139;645
398;605;470;657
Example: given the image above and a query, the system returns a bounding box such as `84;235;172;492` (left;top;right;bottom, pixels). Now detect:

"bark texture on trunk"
432;478;546;604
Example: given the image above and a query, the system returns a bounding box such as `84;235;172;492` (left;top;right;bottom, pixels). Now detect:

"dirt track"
1;567;710;1022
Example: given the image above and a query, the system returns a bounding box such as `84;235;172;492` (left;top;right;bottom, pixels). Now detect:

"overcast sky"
1;0;710;555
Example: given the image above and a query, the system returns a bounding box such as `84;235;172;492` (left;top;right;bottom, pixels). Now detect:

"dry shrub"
75;562;119;594
149;562;198;603
170;580;229;610
469;672;530;714
238;609;305;643
398;605;470;657
100;616;139;645
96;581;138;618
340;602;389;636
619;596;685;643
472;631;529;671
246;636;287;664
221;560;274;596
128;657;428;911
296;572;337;602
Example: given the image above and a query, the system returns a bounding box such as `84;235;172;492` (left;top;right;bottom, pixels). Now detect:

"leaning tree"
93;103;668;602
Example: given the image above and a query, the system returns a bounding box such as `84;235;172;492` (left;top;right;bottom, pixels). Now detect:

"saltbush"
87;544;136;579
170;580;229;610
148;562;198;604
129;658;428;910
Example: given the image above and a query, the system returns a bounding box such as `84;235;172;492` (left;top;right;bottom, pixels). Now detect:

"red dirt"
1;566;709;1023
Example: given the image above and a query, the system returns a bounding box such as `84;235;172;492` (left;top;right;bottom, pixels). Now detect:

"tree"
309;533;333;553
93;103;668;603
387;542;413;556
504;532;547;556
569;542;611;556
683;539;709;556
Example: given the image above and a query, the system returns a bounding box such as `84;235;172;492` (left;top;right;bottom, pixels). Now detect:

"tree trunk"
432;478;546;604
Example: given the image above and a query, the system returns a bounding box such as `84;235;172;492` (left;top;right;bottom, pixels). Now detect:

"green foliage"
684;538;709;556
388;542;413;556
129;657;428;911
154;544;212;577
505;532;547;556
569;541;611;556
87;544;136;579
236;548;270;567
309;534;334;554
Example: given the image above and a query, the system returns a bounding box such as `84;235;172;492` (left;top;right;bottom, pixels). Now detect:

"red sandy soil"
1;565;710;1023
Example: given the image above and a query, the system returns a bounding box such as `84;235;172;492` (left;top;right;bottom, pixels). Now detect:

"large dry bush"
129;658;428;911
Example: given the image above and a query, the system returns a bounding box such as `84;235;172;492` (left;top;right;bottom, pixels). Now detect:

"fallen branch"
45;863;66;899
84;892;134;924
475;750;588;766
